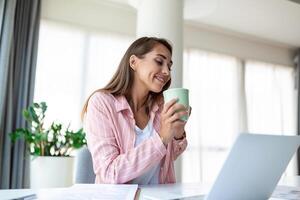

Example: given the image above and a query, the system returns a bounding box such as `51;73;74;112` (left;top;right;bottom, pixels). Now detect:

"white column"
136;0;183;88
135;0;184;181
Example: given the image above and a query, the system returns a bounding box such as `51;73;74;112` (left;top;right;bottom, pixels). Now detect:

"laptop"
143;133;300;200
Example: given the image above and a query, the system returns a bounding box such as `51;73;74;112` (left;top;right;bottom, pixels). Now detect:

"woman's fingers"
167;110;189;123
162;98;178;114
165;103;188;118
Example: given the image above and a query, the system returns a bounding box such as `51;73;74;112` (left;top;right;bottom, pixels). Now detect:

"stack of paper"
34;184;138;200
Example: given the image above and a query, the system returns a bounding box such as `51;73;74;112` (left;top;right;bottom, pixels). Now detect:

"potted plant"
10;102;87;188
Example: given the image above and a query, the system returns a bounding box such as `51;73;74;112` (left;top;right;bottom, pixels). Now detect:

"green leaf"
40;102;47;113
33;146;41;156
29;106;39;123
33;103;40;108
22;110;31;121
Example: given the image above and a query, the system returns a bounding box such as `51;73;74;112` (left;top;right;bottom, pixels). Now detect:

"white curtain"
34;20;133;129
245;61;297;135
183;49;244;183
245;60;297;175
182;49;297;183
83;32;133;99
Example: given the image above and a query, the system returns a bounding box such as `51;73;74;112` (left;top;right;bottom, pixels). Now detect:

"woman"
81;37;190;184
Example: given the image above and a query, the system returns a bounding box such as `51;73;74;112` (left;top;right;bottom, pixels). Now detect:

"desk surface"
138;176;300;200
1;176;300;200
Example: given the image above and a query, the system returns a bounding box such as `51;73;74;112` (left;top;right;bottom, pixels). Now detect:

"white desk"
1;176;300;200
139;176;300;199
138;182;210;200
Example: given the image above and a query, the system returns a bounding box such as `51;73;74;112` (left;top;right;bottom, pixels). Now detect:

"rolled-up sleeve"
85;93;167;184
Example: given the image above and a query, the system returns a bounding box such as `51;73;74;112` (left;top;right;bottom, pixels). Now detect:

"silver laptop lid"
206;133;300;200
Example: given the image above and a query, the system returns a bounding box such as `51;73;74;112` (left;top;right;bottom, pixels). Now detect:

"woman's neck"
127;78;150;113
128;92;148;113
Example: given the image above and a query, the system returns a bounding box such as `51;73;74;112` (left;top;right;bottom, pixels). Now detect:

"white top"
130;120;160;185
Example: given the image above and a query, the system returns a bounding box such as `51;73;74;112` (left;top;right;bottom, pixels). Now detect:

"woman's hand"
159;98;189;146
174;106;192;140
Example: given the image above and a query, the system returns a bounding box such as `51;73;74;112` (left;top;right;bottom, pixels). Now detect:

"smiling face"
130;43;172;93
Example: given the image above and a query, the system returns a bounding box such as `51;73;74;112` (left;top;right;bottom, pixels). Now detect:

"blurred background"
1;0;300;189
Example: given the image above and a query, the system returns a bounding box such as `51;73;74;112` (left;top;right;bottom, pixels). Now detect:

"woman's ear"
129;55;137;71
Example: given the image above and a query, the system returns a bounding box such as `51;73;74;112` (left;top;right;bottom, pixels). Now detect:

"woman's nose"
162;65;170;76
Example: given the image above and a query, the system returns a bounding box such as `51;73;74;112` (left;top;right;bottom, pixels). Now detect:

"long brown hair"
81;37;172;120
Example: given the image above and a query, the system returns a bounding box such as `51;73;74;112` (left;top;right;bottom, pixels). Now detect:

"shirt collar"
114;95;161;114
115;95;130;113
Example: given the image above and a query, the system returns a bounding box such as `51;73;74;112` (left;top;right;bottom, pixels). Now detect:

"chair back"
75;146;95;183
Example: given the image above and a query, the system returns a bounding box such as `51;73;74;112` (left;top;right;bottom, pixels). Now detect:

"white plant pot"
30;156;74;189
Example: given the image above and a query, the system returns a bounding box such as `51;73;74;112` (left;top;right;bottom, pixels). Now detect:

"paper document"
272;185;300;200
31;184;138;200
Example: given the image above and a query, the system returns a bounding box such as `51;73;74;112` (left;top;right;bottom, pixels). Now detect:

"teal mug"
163;88;189;121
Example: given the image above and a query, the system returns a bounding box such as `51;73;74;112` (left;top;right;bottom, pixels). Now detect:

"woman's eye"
155;59;171;71
155;60;163;66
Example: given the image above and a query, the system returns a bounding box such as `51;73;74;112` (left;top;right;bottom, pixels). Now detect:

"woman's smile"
154;74;167;85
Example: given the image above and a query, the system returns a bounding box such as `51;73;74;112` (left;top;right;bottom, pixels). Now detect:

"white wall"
184;24;295;67
41;0;295;67
41;0;136;36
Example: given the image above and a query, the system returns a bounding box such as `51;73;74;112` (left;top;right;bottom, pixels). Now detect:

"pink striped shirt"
85;91;188;184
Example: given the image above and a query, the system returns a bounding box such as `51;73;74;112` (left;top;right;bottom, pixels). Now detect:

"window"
183;49;243;183
34;20;133;129
245;61;297;135
245;61;297;175
182;50;297;183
